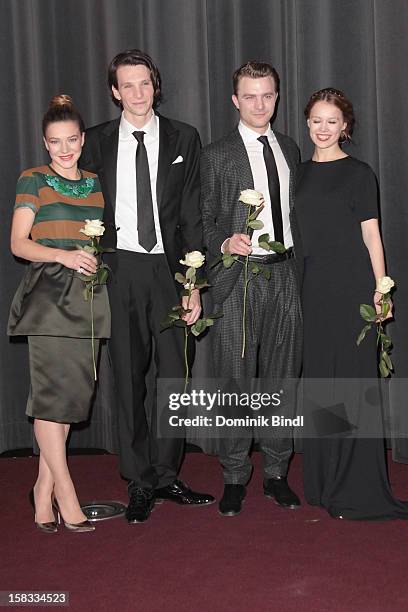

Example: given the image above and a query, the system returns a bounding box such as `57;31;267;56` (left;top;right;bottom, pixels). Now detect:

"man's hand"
182;289;202;325
224;233;252;256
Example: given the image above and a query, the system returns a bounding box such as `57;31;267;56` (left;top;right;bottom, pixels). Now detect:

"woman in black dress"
295;88;408;520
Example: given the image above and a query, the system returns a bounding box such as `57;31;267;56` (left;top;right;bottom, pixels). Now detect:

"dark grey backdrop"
1;0;407;461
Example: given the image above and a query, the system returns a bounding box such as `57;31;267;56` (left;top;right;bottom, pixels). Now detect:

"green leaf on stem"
97;267;109;285
382;350;393;371
248;220;264;230
379;358;390;378
174;319;188;328
258;233;270;243
191;319;207;336
175;273;187;284
261;267;271;281
186;267;196;281
160;320;174;331
360;304;377;322
248;208;263;221
249;263;260;275
356;324;372;346
381;301;390;318
380;334;392;349
222;253;237;268
194;281;210;289
205;318;215;327
269;241;286;254
258;241;271;251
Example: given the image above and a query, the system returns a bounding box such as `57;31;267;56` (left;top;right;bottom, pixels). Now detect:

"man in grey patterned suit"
201;61;302;516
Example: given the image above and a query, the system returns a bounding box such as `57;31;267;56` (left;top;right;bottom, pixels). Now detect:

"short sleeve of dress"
353;163;379;223
14;170;40;214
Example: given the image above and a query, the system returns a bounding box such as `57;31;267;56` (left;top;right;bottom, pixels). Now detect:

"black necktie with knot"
257;135;284;245
133;130;157;252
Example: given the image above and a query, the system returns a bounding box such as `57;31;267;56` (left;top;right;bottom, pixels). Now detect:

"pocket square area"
172;155;184;164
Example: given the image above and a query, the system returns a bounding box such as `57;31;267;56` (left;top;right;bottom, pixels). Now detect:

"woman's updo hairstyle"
304;87;355;143
42;94;85;136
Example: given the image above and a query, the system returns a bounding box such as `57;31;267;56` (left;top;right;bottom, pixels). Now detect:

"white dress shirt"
238;121;293;254
115;112;164;253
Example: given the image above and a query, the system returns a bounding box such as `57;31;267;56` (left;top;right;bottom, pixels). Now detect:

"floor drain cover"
81;501;127;521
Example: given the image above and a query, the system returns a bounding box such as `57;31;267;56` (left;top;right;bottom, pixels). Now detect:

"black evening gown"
295;156;408;520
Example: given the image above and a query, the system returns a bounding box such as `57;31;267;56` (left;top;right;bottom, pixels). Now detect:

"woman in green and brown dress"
8;95;110;532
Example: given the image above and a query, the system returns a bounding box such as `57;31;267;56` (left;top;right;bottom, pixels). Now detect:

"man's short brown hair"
108;48;162;108
233;61;280;95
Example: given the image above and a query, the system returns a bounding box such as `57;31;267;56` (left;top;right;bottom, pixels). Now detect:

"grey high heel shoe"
52;499;95;532
29;489;58;534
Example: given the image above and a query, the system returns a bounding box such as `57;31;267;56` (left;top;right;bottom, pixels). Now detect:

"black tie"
258;135;284;245
133;131;157;252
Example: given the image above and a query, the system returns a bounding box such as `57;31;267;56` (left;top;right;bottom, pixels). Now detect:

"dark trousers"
213;258;302;484
108;250;186;489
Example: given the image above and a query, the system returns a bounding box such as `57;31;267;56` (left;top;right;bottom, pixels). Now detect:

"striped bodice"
14;165;104;249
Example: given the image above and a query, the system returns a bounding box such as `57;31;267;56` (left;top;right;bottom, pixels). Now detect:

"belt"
240;247;294;265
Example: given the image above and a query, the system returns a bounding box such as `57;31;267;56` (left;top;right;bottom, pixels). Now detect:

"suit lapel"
227;128;254;191
226;128;254;231
100;118;120;211
156;116;178;210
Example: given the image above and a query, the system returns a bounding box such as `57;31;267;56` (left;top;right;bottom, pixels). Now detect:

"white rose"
239;189;264;207
79;219;105;238
179;251;205;269
376;276;395;294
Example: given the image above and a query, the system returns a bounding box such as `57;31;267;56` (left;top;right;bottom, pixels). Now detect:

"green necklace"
45;173;95;199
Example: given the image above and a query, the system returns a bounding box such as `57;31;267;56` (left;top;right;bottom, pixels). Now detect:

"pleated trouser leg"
212;258;302;484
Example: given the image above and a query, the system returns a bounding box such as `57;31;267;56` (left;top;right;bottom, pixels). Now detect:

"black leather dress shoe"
154;480;215;505
126;485;155;523
218;484;246;516
328;508;344;520
263;477;301;509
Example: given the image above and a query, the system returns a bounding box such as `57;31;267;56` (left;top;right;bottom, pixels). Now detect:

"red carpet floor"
0;452;407;612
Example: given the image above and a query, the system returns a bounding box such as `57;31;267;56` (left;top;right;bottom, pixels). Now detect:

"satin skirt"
26;336;100;423
8;262;110;338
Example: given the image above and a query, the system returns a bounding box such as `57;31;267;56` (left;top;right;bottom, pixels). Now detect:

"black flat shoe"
126;484;155;523
29;489;58;534
218;484;246;517
155;480;215;506
263;477;301;509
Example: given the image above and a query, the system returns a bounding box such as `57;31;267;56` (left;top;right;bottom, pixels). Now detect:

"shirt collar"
238;120;276;144
119;112;158;141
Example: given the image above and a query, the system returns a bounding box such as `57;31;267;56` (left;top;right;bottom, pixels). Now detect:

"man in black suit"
81;49;214;523
201;61;302;516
